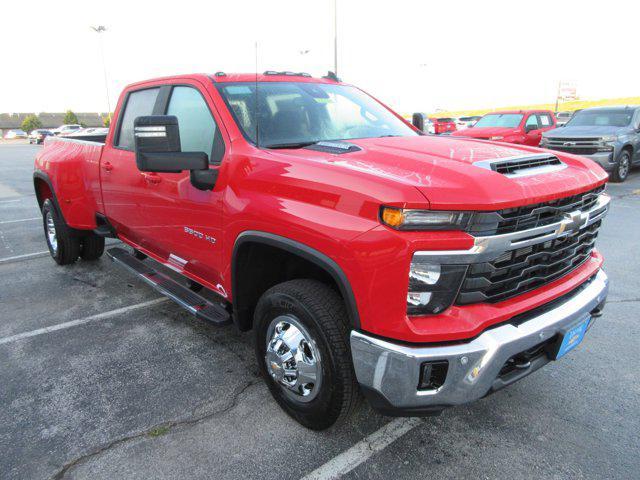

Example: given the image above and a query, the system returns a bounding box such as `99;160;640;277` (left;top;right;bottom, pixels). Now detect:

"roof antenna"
254;41;259;148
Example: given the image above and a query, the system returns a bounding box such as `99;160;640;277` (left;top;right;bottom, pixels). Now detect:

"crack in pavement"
50;379;261;480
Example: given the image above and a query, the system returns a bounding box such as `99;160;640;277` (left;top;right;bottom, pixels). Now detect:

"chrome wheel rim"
619;154;630;179
45;211;57;255
265;315;322;403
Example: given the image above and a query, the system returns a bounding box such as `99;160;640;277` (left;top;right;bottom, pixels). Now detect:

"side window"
539;114;552;127
525;114;539;129
167;86;222;163
116;88;160;150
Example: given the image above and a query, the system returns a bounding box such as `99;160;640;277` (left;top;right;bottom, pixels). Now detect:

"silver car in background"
541;106;640;182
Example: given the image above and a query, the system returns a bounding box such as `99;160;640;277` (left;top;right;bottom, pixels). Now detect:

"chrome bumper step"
107;247;231;326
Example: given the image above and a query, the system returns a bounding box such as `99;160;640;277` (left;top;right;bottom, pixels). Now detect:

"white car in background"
53;124;82;136
456;116;482;130
555;111;573;127
4;129;28;139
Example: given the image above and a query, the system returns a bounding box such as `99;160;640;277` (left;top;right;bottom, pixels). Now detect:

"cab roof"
125;72;343;90
486;109;554;115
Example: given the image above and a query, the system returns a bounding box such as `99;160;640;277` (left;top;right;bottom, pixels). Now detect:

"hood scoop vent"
474;154;566;178
305;141;361;154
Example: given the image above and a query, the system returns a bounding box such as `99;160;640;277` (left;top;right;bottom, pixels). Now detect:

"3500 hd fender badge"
184;226;216;245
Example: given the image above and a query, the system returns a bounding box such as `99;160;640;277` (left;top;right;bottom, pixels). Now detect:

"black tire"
610;149;631;183
80;234;105;261
254;279;359;430
42;198;80;265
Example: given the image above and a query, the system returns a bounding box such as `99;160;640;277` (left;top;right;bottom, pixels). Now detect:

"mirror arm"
190;168;219;191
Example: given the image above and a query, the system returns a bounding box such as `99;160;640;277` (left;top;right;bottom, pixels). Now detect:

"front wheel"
254;279;359;430
610;150;631;183
42;199;80;265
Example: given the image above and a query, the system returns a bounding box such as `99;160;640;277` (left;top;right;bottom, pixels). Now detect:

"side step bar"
107;247;231;326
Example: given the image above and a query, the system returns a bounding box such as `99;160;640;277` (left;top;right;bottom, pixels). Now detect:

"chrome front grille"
545;137;602;156
457;220;601;304
414;190;609;306
493;186;605;234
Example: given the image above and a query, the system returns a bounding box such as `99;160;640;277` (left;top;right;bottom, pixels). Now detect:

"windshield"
474;114;523;128
565;110;633;127
217;82;417;147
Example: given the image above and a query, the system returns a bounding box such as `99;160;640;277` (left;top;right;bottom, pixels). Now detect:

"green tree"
21;114;42;133
63;110;79;124
103;115;111;128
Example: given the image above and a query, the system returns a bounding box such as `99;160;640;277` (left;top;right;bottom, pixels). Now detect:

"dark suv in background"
541;106;640;182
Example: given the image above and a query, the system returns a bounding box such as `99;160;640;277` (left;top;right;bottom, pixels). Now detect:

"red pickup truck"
34;72;610;430
451;110;557;146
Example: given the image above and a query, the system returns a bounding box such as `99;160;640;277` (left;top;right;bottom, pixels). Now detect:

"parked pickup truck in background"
34;72;610;430
451;110;557;146
541;106;640;183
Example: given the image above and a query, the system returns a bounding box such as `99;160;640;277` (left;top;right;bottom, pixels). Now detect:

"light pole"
91;26;112;124
333;0;338;75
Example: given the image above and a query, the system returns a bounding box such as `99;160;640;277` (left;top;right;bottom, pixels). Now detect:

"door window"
167;86;220;162
116;88;160;150
525;114;539;130
538;114;553;127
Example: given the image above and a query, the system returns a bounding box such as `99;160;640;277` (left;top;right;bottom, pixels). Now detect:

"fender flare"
33;170;85;235
232;231;361;329
33;170;62;213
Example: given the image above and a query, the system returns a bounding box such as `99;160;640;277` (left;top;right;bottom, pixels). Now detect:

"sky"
1;0;638;115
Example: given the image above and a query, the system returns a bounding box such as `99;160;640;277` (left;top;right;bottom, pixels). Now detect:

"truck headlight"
539;136;549;147
601;135;618;143
407;256;467;315
381;207;472;231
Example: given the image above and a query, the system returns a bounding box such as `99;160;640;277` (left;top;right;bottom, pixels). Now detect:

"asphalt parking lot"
1;144;639;480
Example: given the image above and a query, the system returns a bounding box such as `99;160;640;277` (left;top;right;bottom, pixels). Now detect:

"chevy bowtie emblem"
563;141;576;146
558;211;585;235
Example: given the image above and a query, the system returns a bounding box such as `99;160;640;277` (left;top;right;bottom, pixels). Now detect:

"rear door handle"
142;172;162;184
103;162;113;172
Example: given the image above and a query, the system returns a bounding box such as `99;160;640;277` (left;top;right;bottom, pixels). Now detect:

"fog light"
407;291;432;306
418;360;449;390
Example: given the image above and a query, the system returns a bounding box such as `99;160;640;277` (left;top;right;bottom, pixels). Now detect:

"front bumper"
351;269;609;416
580;151;616;172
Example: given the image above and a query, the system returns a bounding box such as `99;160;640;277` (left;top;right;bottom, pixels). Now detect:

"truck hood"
451;126;519;138
268;136;607;210
545;125;626;137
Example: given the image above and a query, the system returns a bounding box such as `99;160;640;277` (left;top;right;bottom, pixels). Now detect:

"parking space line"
300;417;423;480
0;217;40;225
0;298;169;346
0;251;49;264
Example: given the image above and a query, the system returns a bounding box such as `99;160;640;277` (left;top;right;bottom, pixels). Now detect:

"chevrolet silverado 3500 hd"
34;72;610;430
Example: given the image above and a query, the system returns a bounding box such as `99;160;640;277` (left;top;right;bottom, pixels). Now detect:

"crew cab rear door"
101;86;161;244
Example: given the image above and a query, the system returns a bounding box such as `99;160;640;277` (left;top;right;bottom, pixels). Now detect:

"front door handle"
142;172;162;184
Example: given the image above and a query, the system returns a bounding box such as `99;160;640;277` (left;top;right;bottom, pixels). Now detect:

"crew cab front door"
136;82;227;295
523;114;542;146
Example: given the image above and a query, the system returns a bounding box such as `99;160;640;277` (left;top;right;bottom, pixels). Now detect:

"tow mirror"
133;115;217;190
412;112;426;132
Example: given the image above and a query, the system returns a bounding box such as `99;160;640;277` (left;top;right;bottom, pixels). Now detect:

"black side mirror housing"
525;124;538;133
412;112;425;131
134;115;217;190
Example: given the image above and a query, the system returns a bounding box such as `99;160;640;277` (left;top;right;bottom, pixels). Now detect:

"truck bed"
34;136;105;229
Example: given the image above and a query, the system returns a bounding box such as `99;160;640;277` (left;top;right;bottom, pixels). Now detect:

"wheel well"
622;144;633;156
232;240;355;332
34;177;53;209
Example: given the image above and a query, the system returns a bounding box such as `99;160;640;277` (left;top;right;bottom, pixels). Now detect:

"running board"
107;247;231;326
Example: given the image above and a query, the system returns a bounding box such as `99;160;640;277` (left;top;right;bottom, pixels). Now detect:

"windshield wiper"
263;141;319;149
